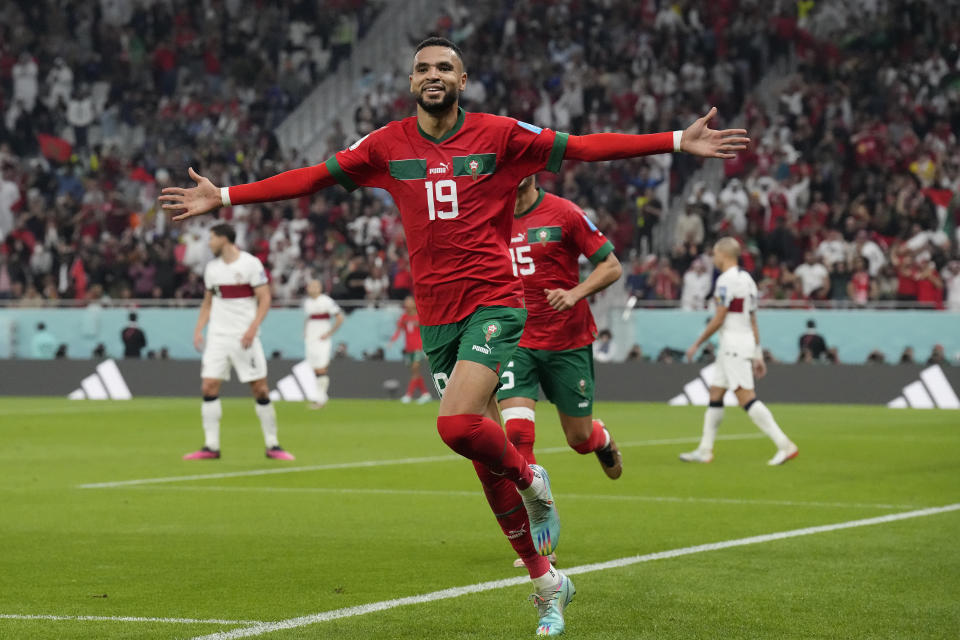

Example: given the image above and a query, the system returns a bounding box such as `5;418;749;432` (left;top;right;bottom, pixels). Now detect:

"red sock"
572;419;608;454
473;461;552;579
504;418;536;464
413;376;427;395
437;414;534;487
406;377;419;396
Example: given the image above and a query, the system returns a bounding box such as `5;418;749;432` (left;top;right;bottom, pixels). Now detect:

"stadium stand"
0;0;957;313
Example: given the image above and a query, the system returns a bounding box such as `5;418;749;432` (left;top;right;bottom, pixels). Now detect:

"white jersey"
304;294;342;341
203;251;269;338
714;266;757;353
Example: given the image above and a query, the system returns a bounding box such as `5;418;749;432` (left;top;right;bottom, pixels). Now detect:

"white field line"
132;484;918;511
0;613;261;625
78;433;763;489
190;503;960;640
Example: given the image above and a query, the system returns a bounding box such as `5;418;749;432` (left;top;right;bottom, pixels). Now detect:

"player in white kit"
680;237;798;466
184;223;295;461
303;279;344;408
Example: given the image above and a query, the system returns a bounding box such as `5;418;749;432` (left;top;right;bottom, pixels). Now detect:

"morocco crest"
484;321;502;343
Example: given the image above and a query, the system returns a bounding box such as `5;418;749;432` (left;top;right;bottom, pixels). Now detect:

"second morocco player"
499;175;624;485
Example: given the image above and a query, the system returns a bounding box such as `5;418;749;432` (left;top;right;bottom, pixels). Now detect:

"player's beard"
416;86;458;115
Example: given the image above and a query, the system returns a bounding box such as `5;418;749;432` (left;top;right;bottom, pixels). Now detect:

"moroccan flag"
36;133;72;163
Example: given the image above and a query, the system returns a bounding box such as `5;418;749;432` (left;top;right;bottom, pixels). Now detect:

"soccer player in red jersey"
390;295;430;403
500;175;624;569
160;37;748;636
499;175;624;477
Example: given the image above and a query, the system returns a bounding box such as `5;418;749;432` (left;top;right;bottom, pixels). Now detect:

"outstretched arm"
565;107;749;162
159;164;338;222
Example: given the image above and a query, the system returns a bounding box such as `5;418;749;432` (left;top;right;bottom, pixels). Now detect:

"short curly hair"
415;37;464;65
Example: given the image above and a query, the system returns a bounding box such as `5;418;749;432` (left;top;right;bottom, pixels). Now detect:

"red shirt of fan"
509;189;613;351
851;271;870;304
327;109;568;325
394;313;423;353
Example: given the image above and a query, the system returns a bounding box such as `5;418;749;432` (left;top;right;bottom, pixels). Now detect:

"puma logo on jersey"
511;233;525;244
429;162;450;175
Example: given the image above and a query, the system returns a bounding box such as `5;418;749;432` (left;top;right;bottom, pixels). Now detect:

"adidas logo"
668;363;738;406
888;365;960;409
67;359;132;400
269;360;319;402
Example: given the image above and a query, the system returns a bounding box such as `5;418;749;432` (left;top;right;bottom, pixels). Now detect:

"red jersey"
327;109;568;325
851;271;870;304
392;312;423;353
509;189;613;351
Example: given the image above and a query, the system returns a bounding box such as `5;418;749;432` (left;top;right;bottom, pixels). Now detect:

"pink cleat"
183;447;220;460
266;446;295;461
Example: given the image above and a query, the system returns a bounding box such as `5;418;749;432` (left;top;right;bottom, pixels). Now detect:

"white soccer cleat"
416;393;431;404
768;444;799;466
400;395;412;404
678;449;714;464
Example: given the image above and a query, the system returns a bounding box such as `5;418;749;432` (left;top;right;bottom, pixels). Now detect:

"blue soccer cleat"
521;464;560;556
531;571;576;636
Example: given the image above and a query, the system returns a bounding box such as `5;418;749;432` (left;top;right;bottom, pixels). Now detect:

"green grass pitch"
0;398;958;639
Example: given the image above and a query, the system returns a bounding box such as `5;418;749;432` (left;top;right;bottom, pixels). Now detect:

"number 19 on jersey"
425;180;458;220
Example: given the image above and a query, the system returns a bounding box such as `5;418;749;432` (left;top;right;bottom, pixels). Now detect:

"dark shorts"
496;344;595;417
420;306;527;397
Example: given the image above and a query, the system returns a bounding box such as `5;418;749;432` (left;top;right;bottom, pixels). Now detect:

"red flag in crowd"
36;134;73;163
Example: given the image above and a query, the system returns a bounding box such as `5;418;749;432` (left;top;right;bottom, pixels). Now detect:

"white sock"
531;564;560;591
315;375;330;403
699;406;723;452
255;400;279;448
517;467;544;499
201;398;222;451
746;400;792;450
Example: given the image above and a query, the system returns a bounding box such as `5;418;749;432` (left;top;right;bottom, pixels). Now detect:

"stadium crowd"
0;0;957;313
0;0;383;302
651;0;960;310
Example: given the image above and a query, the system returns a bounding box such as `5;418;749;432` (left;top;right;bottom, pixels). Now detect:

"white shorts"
306;338;332;370
201;334;268;383
710;349;755;391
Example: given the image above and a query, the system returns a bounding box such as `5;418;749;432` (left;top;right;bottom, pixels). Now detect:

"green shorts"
496;345;595;417
403;350;426;366
420;306;527;397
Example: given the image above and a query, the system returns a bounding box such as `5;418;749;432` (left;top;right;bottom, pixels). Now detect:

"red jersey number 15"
509;246;535;277
425;180;459;220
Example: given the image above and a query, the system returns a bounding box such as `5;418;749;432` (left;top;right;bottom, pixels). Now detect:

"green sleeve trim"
325;155;358;192
587;240;614;265
545;131;569;173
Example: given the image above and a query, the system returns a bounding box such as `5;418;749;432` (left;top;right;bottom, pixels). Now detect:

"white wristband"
673;130;683;153
754;345;764;361
220;187;231;207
